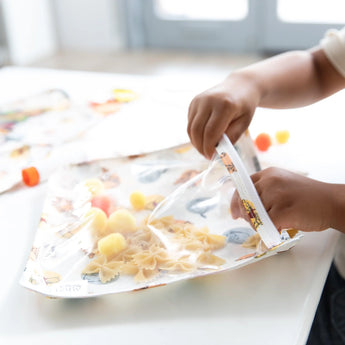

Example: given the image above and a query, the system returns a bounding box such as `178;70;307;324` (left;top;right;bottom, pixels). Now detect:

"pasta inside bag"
20;134;301;298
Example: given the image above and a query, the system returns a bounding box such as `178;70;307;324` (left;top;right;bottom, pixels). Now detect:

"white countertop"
1;67;344;345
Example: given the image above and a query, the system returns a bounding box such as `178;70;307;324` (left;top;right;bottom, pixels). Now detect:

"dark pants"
306;262;345;345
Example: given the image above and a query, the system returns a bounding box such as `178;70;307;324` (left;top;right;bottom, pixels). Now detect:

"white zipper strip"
216;135;282;248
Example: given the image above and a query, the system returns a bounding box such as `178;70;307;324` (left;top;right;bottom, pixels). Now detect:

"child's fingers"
230;190;241;219
266;205;291;232
187;100;198;140
187;97;199;126
202;111;232;159
224;115;250;145
230;193;252;228
189;110;210;156
250;171;262;184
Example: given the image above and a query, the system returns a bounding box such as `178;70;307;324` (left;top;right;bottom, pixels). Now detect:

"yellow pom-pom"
130;191;146;210
84;207;108;237
113;89;137;103
107;209;137;233
98;233;127;258
275;130;290;144
83;178;104;196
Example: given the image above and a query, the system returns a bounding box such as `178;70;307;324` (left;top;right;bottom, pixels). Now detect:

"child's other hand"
231;167;336;232
187;73;260;159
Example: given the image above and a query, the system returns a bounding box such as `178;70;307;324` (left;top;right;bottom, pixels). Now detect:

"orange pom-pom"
22;167;40;187
255;133;272;152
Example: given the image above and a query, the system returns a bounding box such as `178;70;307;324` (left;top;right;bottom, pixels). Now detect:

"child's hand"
231;167;337;232
187;73;260;159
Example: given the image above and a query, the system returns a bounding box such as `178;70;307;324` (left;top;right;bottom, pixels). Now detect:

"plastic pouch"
20;136;301;298
0;88;140;193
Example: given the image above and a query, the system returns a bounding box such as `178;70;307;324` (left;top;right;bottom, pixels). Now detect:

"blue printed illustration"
223;227;255;244
137;162;168;183
186;196;217;218
82;273;120;284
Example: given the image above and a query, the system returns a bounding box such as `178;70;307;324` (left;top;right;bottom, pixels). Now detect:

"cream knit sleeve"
320;27;345;78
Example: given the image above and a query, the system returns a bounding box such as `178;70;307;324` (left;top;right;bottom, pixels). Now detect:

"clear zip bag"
20;134;301;298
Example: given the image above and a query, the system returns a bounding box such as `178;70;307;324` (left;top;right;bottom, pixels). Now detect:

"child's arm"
230;167;345;233
188;48;345;159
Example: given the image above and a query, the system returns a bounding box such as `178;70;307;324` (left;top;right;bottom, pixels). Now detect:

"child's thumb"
230;190;241;219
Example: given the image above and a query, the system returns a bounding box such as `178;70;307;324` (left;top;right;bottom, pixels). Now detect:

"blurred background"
0;0;344;76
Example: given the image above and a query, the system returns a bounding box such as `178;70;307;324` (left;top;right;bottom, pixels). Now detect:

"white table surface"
1;67;344;345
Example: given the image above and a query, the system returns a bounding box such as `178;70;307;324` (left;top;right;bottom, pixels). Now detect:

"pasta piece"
160;259;195;272
173;226;193;239
82;256;122;283
242;233;260;248
197;252;226;266
132;245;170;270
166;222;226;252
203;233;227;251
129;226;161;248
149;216;175;229
182;239;205;251
134;268;159;282
99;264;121;283
241;233;268;252
118;245;143;262
121;262;139;275
82;255;107;274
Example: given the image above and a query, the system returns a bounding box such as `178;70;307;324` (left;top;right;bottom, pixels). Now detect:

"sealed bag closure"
216;135;282;249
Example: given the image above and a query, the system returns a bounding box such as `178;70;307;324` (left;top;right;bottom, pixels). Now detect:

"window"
123;0;345;53
278;0;345;24
154;0;248;21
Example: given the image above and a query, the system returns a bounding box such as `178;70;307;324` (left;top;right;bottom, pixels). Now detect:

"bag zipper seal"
216;134;282;248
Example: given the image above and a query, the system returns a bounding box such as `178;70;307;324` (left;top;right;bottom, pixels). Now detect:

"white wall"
52;0;125;51
1;0;57;65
